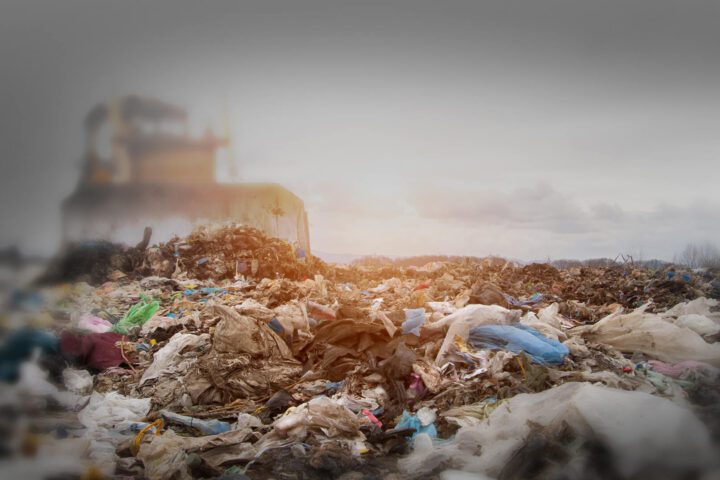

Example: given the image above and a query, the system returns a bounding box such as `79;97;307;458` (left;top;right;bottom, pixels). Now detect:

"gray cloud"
1;0;719;259
410;184;720;259
411;184;589;234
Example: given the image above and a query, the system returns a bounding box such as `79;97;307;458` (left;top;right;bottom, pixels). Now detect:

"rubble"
2;229;720;478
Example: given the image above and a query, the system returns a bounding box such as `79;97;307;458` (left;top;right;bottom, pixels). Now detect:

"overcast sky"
1;0;719;261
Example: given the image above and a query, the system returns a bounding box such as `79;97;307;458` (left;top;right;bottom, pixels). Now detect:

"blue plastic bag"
396;410;437;439
402;308;427;336
468;324;569;365
504;292;544;307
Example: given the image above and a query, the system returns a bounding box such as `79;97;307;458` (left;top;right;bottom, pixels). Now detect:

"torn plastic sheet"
399;382;718;478
575;303;720;366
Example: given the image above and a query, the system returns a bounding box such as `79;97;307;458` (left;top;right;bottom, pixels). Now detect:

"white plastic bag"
140;333;209;386
78;391;151;473
576;303;720;366
520;303;568;341
672;314;720;337
62;368;93;395
661;297;719;318
429;305;521;365
399;382;717;478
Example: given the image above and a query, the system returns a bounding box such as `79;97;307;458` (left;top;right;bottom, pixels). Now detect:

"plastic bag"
426;301;458;315
520;303;568;341
138;428;256;480
5;357;80;409
272;396;361;441
77;314;113;333
503;292;543;307
139;333;209;386
429;305;521;365
660;297;720;338
576;303;720;366
210;304;293;357
62;367;93;395
402;308;427;336
78;391;151;473
160;410;231;435
468;324;569;365
112;295;160;334
140;315;195;336
647;359;720;380
399;382;717;478
673;314;720;337
397;409;437;440
661;297;719;318
273;300;310;335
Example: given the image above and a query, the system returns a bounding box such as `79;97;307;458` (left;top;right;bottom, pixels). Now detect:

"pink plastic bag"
78;315;113;333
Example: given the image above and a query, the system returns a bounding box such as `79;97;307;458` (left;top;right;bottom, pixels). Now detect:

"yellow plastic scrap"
133;418;163;454
354;440;369;454
516;356;527;377
411;290;427;308
80;465;105;480
453;335;473;353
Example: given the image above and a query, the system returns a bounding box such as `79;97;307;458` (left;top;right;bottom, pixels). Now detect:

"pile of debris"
140;224;324;281
39;224;325;285
2;230;720;479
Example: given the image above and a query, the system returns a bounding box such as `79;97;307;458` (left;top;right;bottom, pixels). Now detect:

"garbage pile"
140;224;324;281
39;224;324;285
2;233;720;479
331;257;714;318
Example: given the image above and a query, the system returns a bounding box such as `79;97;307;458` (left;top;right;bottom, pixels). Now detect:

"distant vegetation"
551;257;671;270
351;255;489;268
674;243;720;269
351;254;674;270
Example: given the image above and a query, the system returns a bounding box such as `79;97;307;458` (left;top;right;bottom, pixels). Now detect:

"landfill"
2;224;720;479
